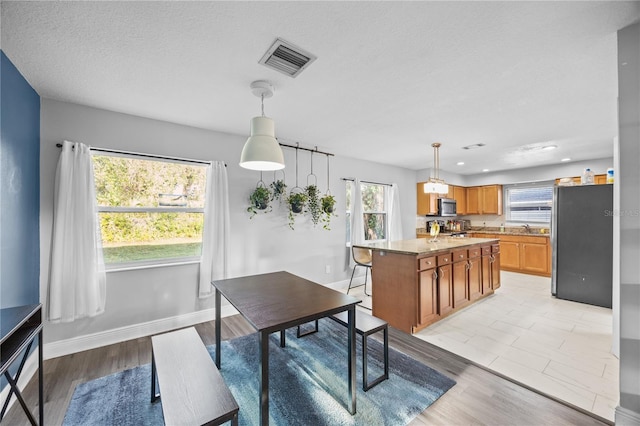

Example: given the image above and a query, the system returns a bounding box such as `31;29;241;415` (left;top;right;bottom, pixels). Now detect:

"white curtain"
387;183;403;241
348;179;365;268
198;161;230;298
49;140;106;323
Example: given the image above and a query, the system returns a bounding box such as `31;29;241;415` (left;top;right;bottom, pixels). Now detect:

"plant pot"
291;203;304;214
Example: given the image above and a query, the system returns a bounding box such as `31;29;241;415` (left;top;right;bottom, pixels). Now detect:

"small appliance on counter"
426;220;445;233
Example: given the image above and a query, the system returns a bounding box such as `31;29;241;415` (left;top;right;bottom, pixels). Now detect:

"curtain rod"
279;142;334;157
341;177;392;187
55;143;221;166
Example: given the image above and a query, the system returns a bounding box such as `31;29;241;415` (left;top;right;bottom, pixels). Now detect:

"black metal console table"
0;304;43;425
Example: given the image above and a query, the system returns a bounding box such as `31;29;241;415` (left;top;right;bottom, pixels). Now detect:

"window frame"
345;180;388;245
92;151;208;270
503;181;554;225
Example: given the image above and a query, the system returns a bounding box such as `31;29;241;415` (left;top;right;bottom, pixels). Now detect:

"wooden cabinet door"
468;257;482;301
438;264;453;315
481;185;502;215
466;187;480;214
595;174;607;184
419;269;439;324
417;183;438;215
452;259;469;308
521;242;549;275
454;186;467;215
491;252;501;289
481;254;492;294
500;241;520;269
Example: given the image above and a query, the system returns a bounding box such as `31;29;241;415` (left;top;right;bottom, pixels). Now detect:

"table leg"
259;331;270;425
215;289;221;369
347;307;356;414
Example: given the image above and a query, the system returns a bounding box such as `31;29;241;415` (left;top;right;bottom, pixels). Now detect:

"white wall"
616;21;640;424
39;99;417;346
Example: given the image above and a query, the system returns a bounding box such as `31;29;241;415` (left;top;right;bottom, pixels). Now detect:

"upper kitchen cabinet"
554;174;608;185
446;185;467;215
416;183;438;215
466;185;502;215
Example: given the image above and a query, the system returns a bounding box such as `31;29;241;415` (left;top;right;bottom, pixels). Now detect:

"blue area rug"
64;318;455;425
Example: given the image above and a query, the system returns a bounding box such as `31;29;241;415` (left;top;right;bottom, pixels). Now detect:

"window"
504;182;554;223
92;153;208;267
346;180;387;244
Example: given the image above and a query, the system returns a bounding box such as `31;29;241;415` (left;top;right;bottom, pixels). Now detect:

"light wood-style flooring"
4;314;609;425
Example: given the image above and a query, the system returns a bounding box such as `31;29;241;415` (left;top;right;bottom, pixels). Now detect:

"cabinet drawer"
453;249;468;261
481;246;491;256
492;243;500;253
468;247;481;258
419;256;436;270
437;253;451;265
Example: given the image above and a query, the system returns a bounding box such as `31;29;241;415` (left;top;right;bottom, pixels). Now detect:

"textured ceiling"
2;1;638;174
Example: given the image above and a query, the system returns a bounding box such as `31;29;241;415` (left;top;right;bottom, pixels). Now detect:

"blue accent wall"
1;50;41;308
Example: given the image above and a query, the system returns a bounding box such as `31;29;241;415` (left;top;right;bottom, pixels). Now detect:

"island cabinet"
436;253;453;316
361;237;500;334
418;256;439;324
491;243;501;289
452;249;470;308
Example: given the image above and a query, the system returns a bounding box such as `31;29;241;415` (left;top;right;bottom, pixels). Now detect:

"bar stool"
348;246;372;296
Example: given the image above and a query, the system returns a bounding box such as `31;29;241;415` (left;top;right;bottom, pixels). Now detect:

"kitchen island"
353;237;500;334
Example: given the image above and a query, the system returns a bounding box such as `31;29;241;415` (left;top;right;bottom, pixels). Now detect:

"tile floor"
348;271;619;422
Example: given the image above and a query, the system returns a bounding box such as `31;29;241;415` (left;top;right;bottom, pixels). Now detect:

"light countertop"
353;237;499;256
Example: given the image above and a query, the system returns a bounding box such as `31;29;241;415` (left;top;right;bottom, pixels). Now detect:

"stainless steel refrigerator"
551;184;613;308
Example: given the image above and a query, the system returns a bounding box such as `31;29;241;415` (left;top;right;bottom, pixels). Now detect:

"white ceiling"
2;1;638;174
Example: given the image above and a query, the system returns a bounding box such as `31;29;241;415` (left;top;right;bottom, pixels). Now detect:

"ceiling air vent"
259;38;317;78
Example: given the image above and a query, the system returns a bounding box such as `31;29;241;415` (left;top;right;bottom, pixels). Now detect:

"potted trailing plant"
286;191;307;229
270;179;287;203
305;184;321;226
320;194;337;230
247;184;272;218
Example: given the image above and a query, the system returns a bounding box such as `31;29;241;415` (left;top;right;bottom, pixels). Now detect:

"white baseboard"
43;305;238;360
616;405;640;425
0;351;40;418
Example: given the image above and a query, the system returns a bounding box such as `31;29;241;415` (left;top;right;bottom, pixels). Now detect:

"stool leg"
347;265;357;294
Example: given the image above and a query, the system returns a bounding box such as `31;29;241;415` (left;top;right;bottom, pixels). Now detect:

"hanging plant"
320;154;336;230
305;184;321;226
286;191;307;229
247;181;272;218
320;194;337;230
270;179;287;203
304;151;321;226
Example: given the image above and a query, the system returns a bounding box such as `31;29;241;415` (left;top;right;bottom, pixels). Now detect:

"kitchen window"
92;153;208;267
345;180;387;244
504;182;554;223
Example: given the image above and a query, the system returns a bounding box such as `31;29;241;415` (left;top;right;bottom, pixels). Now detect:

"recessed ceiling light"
482;169;489;172
542;145;558;151
457;162;465;166
462;143;486;150
560;158;571;162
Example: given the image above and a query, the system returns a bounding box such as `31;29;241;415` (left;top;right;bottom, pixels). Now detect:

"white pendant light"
424;142;449;194
240;81;285;171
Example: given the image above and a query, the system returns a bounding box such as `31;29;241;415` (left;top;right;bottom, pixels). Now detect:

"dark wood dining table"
212;271;361;426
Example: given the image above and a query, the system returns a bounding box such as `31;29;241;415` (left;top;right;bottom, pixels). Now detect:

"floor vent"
259;38;317;78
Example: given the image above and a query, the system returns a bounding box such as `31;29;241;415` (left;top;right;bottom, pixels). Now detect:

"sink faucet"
522;224;531;233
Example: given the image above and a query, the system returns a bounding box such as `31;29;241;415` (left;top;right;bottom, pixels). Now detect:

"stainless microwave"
437;198;457;217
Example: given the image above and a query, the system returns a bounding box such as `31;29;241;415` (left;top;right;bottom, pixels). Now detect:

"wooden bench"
297;310;389;391
151;327;239;425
